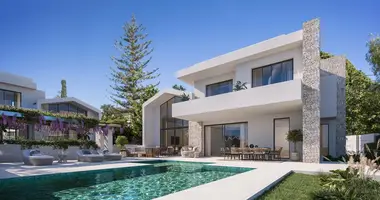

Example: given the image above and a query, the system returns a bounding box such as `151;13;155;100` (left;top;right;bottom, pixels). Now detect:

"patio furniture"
269;146;283;160
181;146;200;158
77;149;104;162
230;147;241;160
160;146;174;157
102;150;122;161
57;154;67;163
127;147;147;157
22;149;54;166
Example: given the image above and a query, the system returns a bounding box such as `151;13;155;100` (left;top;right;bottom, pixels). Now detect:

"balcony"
172;79;302;121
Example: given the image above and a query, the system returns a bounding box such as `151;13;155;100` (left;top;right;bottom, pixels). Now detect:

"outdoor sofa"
102;150;122;161
77;149;104;162
22;149;54;166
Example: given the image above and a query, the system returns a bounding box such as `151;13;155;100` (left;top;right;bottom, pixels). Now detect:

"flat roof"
37;97;101;114
176;30;303;85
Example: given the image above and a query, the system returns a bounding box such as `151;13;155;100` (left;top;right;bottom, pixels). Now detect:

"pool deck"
0;157;347;199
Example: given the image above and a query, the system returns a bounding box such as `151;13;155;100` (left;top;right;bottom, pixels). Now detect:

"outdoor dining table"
229;147;272;160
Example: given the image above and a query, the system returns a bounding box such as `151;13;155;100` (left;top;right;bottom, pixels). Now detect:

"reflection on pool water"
0;160;253;200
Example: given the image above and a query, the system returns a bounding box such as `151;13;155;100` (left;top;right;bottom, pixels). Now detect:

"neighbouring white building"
143;19;346;163
0;71;102;140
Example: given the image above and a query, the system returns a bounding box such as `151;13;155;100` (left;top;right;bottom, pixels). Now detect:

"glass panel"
218;80;232;94
206;80;232;97
321;125;329;156
48;104;58;113
252;68;263;87
282;60;293;81
0;90;4;105
182;128;189;147
59;103;69;112
271;63;282;84
77;108;87;116
4;91;16;106
160;130;166;147
209;125;224;156
166;130;175;147
224;124;241;148
160;102;167;129
68;104;77;113
274;118;290;158
262;66;272;85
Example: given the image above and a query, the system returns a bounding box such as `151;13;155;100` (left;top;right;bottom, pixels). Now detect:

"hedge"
0;105;99;128
0;139;99;150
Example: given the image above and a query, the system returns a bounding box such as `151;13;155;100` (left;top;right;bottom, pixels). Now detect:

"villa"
143;18;346;163
0;71;102;140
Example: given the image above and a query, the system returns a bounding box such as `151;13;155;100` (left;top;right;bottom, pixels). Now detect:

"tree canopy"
109;15;159;138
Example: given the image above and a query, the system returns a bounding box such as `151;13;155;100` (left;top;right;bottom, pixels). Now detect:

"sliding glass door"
205;123;248;156
274;118;290;159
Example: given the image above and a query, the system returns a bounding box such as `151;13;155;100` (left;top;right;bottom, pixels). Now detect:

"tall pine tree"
60;79;67;98
110;15;159;138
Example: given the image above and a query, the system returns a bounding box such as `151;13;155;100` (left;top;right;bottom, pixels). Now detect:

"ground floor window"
204;122;248;156
160;128;189;149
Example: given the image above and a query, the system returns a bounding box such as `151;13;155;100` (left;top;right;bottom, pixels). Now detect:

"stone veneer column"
188;121;204;156
320;56;346;156
302;19;321;163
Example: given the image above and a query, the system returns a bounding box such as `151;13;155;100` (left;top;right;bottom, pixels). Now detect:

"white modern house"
0;71;102;140
143;19;346;163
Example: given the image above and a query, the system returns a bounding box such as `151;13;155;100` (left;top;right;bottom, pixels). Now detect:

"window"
160;96;189;148
251;59;293;88
206;80;233;97
0;89;19;106
69;104;77;113
59;103;69;113
48;104;59;113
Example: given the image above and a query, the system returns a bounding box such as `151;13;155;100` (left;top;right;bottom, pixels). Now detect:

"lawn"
258;173;322;200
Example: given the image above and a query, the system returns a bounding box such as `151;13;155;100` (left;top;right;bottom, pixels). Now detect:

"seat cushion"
30;150;41;156
82;150;92;155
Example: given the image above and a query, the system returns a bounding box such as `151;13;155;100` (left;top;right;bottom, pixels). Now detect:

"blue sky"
0;0;378;109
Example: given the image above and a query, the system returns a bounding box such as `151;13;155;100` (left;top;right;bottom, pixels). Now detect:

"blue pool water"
0;160;253;200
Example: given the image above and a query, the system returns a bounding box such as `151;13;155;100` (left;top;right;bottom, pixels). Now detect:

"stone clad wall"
320;56;346;156
302;19;321;163
188;121;204;156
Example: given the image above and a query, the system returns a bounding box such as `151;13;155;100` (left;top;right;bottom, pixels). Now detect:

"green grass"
258;173;322;200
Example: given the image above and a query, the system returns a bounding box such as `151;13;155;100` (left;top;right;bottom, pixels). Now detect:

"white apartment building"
144;19;346;163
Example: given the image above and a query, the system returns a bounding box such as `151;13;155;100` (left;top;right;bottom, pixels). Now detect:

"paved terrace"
0;157;347;200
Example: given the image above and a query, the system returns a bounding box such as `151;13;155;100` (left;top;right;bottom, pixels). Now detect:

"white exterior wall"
192;47;303;99
203;110;302;155
0;82;45;109
320;76;338;118
235;47;303;88
193;72;235;98
142;105;160;147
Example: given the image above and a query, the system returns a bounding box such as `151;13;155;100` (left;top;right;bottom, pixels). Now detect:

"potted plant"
52;140;69;163
286;129;303;161
115;136;129;157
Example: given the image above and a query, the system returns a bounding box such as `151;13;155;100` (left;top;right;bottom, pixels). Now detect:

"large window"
251;59;293;88
206;80;233;97
0;89;20;106
47;103;87;116
160;96;189;149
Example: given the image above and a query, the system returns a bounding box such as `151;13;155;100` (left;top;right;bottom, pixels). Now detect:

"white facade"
0;72;45;109
142;19;346;162
0;72;101;120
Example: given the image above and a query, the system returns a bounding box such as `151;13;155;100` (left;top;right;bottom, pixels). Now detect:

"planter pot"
120;150;127;157
290;152;300;161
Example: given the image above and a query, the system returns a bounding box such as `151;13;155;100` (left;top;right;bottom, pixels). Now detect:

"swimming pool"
0;160;253;200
